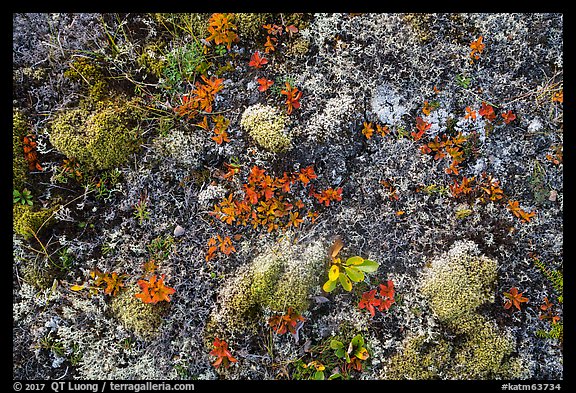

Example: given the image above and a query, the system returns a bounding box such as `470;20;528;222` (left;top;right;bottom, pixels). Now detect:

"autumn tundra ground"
13;13;563;380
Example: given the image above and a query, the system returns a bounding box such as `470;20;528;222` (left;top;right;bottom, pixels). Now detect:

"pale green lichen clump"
240;104;291;153
49;99;142;171
209;239;324;333
421;240;498;324
110;286;167;340
386;240;525;379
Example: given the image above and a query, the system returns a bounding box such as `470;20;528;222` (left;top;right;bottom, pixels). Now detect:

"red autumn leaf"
264;35;277;53
313;187;343;206
478;102;496;121
268;307;305;335
257;77;274;92
503;287;529;311
501;110;516;124
280;82;303;115
379;280;395;300
358;289;381;317
249;51;268;68
298;165;317;185
285;24;299;34
464;106;477;120
134;274;176;304
210;337;237;368
469;35;485;60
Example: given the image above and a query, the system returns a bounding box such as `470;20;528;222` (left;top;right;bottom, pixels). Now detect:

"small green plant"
147;235;174;260
13;188;33;205
38;333;65;357
322;238;379;292
133;194;151;225
88;168;122;201
456;74;471;89
53;247;74;271
330;334;370;374
293;359;328;380
163;41;210;90
214;44;227;56
531;255;563;303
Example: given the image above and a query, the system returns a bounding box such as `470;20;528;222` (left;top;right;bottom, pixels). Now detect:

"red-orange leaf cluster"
210;337;237;368
507;200;536;223
249;51;268;68
257;77;274;92
419;132;468;175
268;307;305;335
360;121;390;140
478;102;496;122
469;36;485;61
206;13;239;50
280;82;302;115
134;274;176;304
539;297;561;324
312;187;343;207
503;287;529;311
501;110;516;124
358;280;395;317
212;165;323;233
206;235;236;261
175;76;224;119
412;117;431;141
23;135;43;171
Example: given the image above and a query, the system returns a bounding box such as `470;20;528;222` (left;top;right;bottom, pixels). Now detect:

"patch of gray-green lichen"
110;286;170;340
208;238;325;335
240;104;291;153
385;240;526;379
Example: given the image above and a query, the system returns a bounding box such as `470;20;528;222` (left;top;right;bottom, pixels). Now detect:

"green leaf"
351;334;364;347
328;265;340;281
344;266;365;282
355;259;379;273
313;371;325;380
330;340;343;350
335;348;346;359
346;256;364;266
323;279;337;293
328;373;342;380
338;273;352;291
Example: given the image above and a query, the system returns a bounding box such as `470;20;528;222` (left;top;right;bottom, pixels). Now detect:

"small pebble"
549;190;557;202
173;225;186;237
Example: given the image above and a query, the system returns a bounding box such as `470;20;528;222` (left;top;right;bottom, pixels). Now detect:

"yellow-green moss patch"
13;204;56;240
49;98;142;171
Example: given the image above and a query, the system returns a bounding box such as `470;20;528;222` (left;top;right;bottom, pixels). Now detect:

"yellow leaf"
70;284;85;291
328;265;340;281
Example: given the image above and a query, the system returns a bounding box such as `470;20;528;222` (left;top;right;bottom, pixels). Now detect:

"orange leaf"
257;77;274;92
249;51;268;68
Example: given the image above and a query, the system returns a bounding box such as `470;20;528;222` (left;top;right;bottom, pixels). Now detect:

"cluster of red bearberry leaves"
23;134;43;171
268;307;306;335
448;172;536;223
358;280;395;317
210;164;341;233
210;337;238;369
206;164;342;262
249;23;303;115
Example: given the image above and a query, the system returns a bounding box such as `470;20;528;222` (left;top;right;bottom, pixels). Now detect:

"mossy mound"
234;13;272;41
111;286;169;340
13;204;56;240
49;98;142;171
240;104;291;153
386;240;524;379
64;56;109;102
209;239;325;334
13;109;29;190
